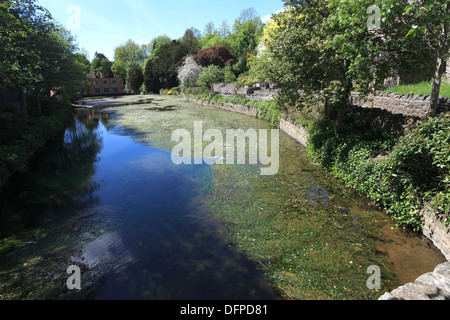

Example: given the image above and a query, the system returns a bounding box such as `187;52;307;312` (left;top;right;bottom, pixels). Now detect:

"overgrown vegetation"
0;0;87;191
306;111;450;231
180;91;283;126
0;101;73;191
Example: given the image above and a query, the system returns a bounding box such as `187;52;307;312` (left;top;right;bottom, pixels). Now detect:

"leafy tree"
197;65;225;89
90;53;114;78
36;25;88;101
143;59;159;93
193;46;235;68
181;28;201;55
127;65;144;93
112;39;149;86
148;35;172;59
113;39;148;68
0;0;86;122
200;34;229;50
227;8;264;73
144;40;189;92
74;51;91;75
111;59;127;82
0;0;52;123
177;56;203;88
255;0;421;131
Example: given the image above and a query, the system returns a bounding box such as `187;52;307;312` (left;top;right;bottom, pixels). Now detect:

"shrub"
224;65;237;83
196;65;225;88
306;112;450;230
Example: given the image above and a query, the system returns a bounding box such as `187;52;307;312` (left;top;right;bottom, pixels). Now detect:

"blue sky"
37;0;284;61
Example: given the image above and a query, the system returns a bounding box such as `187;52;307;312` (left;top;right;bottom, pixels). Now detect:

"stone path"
379;262;450;300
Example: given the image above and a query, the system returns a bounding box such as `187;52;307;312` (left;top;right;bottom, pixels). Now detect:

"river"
0;94;445;300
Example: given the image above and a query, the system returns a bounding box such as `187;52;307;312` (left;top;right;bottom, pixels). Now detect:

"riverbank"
0;106;73;192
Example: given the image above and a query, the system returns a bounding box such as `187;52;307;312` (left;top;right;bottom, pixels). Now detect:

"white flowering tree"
177;56;203;88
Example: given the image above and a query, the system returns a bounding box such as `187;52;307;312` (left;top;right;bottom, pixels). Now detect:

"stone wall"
279;119;309;147
212;82;450;120
180;94;259;118
349;92;431;119
211;82;279;101
422;203;450;261
379;262;450;300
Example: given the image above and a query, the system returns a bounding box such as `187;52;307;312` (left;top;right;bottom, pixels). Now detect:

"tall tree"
90;53;114;78
255;0;422;131
144;40;189;92
0;0;85;122
148;35;172;59
0;0;53;123
228;8;264;73
127;65;144;93
181;28;201;55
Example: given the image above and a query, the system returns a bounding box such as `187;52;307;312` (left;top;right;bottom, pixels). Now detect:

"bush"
224;65;237;83
0;107;71;191
306;112;450;230
196;65;225;88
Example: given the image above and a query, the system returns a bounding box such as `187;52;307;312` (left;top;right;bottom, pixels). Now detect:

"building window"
104;88;110;93
94;88;101;94
103;80;109;85
113;87;118;93
93;80;99;85
112;80;116;85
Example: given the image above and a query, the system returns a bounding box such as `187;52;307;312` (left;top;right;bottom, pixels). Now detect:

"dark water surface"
0;108;278;300
0;95;445;300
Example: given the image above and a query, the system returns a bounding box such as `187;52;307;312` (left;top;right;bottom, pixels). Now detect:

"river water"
0;95;445;300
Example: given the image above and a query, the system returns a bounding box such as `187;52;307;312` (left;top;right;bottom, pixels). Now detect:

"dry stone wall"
212;82;450;119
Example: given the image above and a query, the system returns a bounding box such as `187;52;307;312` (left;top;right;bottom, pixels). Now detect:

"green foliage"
224;65;237;83
196;65;225;88
184;91;283;126
127;65;144;93
90;54;114;78
112;39;149;86
0;106;72;191
144;40;189;92
306;112;450;230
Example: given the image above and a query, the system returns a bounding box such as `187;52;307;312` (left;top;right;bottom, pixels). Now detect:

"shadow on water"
0;108;280;300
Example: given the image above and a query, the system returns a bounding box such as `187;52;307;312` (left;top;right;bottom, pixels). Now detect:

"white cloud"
262;8;284;23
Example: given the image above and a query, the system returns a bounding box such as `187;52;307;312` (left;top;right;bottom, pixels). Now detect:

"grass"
385;80;450;98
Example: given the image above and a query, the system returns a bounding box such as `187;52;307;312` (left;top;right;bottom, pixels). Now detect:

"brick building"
85;73;125;96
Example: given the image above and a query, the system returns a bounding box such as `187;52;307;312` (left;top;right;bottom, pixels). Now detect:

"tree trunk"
19;87;28;124
37;94;42;117
429;56;447;118
429;2;449;118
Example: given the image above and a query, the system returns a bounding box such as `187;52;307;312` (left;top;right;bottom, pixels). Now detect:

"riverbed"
0;94;445;300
